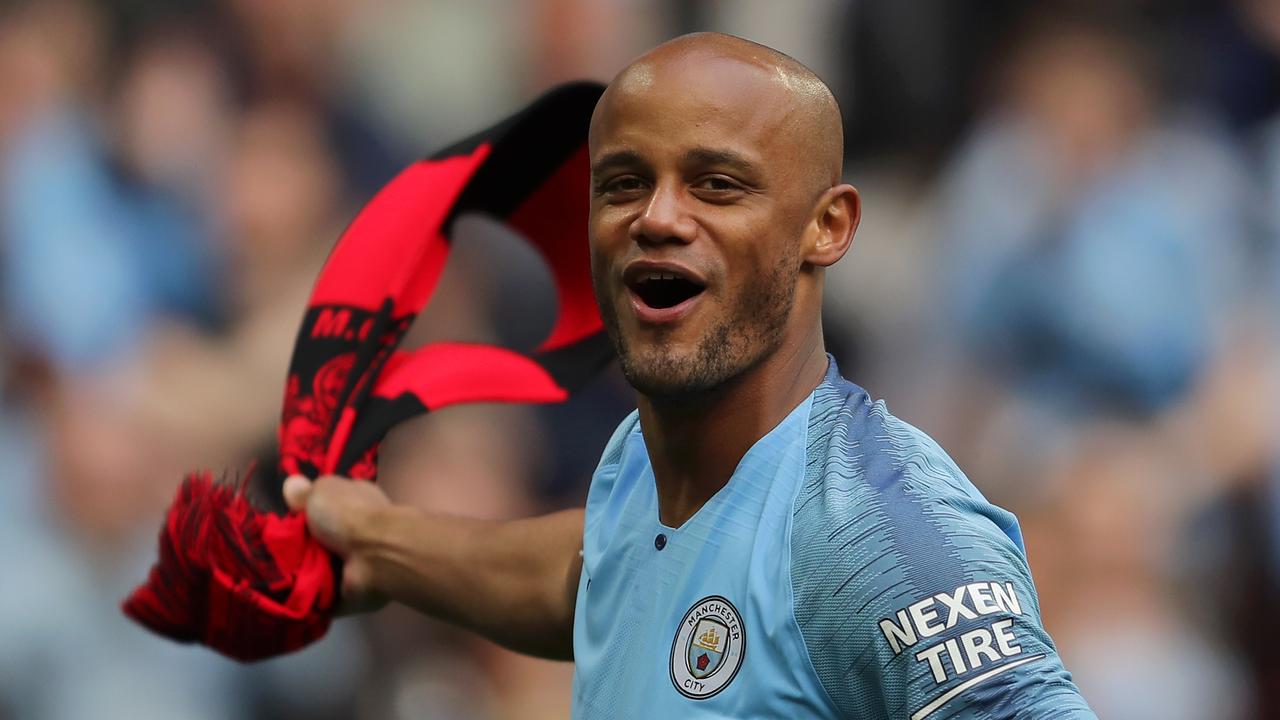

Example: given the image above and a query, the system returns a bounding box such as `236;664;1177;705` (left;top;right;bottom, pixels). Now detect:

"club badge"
670;595;745;699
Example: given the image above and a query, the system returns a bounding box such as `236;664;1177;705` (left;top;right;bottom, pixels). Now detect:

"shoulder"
597;408;642;474
583;409;643;520
788;364;1094;718
796;368;1025;570
791;371;1035;642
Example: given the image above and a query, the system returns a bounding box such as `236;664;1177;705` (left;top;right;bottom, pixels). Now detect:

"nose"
629;182;696;246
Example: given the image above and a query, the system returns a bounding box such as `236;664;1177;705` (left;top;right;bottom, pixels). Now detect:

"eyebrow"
682;147;761;177
589;146;764;181
591;150;647;177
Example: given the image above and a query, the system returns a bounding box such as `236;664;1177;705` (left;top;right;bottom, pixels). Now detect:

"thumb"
283;474;313;512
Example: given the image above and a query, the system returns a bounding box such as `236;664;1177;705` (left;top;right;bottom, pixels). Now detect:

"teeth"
645;272;678;281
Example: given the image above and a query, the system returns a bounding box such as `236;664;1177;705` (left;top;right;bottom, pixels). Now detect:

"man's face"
588;55;817;398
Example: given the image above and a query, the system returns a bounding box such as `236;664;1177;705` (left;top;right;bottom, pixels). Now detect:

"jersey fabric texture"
571;357;1096;719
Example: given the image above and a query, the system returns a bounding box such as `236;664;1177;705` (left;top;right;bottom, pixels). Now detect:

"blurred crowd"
0;0;1277;718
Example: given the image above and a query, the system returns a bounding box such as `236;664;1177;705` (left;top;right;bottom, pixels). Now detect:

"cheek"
587;231;620;297
588;242;610;288
588;207;637;268
590;202;637;235
720;234;782;288
588;205;631;252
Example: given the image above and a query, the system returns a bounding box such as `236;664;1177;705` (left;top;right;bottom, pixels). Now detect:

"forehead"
590;53;797;163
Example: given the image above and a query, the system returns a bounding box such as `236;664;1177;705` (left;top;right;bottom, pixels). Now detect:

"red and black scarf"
123;82;611;661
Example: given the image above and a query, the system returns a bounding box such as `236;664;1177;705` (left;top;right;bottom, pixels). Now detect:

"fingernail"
283;475;310;505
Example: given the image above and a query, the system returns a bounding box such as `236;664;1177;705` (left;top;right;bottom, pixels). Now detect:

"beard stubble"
599;256;798;399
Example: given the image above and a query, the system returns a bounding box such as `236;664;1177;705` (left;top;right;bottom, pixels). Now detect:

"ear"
803;184;860;267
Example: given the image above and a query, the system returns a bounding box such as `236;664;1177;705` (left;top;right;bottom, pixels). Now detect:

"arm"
284;475;583;660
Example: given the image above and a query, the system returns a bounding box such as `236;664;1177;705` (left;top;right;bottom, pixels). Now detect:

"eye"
697;176;740;192
691;175;748;203
595;174;648;198
611;176;646;192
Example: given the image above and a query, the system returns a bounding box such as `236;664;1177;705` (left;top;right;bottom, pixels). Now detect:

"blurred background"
0;0;1277;718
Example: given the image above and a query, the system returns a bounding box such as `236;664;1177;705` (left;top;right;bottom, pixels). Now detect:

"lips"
622;261;707;325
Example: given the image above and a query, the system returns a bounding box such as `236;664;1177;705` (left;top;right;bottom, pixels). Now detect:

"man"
283;33;1097;718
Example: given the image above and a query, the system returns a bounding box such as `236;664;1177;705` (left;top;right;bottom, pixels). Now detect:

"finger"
283;475;313;511
337;560;389;617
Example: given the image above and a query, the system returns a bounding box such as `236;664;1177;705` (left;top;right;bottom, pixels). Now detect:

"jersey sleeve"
790;407;1097;719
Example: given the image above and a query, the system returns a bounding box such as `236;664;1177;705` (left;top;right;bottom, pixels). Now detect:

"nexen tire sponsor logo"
878;581;1028;686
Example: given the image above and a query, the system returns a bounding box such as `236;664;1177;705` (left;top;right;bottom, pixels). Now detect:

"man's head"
588;32;859;399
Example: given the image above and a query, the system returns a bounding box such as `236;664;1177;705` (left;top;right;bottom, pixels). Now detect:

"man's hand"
283;474;390;615
283;474;584;658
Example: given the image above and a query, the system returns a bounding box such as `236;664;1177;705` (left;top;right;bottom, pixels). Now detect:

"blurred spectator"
1024;428;1252;719
933;11;1249;420
835;0;1024;165
1182;74;1280;715
125;100;341;474
1181;461;1280;717
1170;0;1280;130
368;402;573;720
1;1;222;374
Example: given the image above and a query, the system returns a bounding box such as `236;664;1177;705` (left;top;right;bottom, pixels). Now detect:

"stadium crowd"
0;1;1277;718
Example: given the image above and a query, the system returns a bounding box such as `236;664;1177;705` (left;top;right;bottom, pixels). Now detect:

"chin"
599;278;792;400
616;324;748;399
620;355;716;398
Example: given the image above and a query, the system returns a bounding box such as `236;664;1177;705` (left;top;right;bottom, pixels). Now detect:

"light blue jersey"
572;358;1095;719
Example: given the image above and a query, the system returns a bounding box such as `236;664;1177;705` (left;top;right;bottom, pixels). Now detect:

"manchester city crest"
670;596;745;699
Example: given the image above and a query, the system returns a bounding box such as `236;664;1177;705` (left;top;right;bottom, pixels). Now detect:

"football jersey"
571;357;1096;718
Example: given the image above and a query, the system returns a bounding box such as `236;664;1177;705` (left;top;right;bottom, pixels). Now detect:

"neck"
637;321;829;528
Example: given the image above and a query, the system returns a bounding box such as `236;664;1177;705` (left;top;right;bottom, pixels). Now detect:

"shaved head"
587;32;859;399
594;32;845;195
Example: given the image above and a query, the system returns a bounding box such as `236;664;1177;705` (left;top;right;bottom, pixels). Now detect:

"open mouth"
630;272;706;310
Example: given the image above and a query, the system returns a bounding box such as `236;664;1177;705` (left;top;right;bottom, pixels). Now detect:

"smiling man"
283;33;1096;718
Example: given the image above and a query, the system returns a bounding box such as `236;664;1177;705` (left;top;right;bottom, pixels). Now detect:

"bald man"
284;33;1096;719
